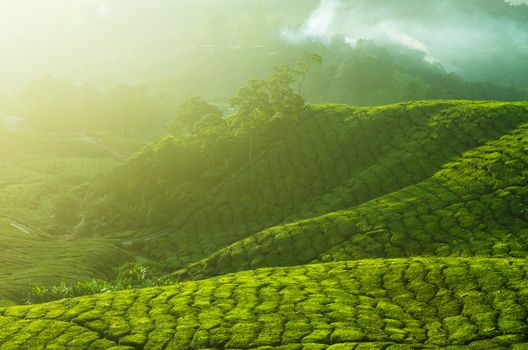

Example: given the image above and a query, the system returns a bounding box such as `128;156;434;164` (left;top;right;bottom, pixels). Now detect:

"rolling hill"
0;100;527;348
72;101;528;274
1;258;527;349
0;134;155;306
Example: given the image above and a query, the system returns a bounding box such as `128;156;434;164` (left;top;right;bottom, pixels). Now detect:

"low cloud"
284;0;528;79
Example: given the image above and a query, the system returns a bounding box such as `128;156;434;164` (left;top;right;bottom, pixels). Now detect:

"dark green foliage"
171;97;222;135
186;117;528;277
75;101;528;276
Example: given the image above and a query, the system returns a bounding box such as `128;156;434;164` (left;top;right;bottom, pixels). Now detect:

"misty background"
1;0;527;133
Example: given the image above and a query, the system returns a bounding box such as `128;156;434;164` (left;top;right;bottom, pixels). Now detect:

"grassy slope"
0;224;129;306
1;101;527;348
0;137;118;227
0;135;156;305
183;118;528;278
97;101;528;273
1;258;527;349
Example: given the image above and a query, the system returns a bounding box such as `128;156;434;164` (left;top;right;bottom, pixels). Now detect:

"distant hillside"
158;39;528;107
0;134;156;306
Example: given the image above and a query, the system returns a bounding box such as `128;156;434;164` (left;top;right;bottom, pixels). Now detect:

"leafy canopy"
171;97;222;134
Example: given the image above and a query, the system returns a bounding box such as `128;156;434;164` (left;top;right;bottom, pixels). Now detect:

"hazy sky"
0;1;204;91
0;0;317;93
1;0;527;93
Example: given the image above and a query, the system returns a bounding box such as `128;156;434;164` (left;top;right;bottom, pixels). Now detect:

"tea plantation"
80;101;527;274
1;259;528;349
0;134;151;306
184;116;528;278
0;101;527;348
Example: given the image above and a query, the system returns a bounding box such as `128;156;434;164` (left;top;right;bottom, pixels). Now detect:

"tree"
104;84;162;132
79;83;103;131
230;64;305;121
171;97;222;135
230;64;306;162
293;53;323;96
193;113;230;177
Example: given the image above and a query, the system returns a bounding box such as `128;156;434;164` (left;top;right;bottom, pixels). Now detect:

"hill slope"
1;100;527;349
184;116;528;278
0;135;153;306
1;258;527;349
73;101;528;275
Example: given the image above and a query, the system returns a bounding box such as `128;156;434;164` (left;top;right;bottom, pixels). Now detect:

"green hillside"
3;1;528;349
0;100;527;348
0;134;154;306
0;225;128;307
72;101;528;274
184;112;528;278
1;258;528;349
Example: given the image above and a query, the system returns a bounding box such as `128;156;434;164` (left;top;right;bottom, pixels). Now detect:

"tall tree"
230;63;306;162
171;97;222;135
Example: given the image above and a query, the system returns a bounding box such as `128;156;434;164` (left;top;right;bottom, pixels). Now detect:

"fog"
0;0;315;93
285;0;528;84
0;0;526;104
0;1;206;91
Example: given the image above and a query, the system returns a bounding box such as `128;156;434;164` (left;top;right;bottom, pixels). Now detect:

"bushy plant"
25;264;174;304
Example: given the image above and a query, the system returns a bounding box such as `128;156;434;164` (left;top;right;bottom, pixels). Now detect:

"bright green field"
1;258;528;349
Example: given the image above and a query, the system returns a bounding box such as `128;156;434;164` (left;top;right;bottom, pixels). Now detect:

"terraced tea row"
0;225;129;306
181;120;528;278
1;258;527;349
0;136;153;306
93;101;528;272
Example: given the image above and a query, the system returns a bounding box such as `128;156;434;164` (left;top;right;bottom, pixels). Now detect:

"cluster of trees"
171;54;321;136
69;65;311;232
22;76;168;133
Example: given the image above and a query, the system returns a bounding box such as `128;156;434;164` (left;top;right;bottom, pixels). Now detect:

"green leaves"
231;63;306;121
171;97;222;135
25;264;173;304
3;258;528;349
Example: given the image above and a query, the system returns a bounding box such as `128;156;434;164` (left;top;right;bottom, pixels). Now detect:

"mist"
1;0;527;125
0;0;315;93
2;0;527;96
284;0;528;84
